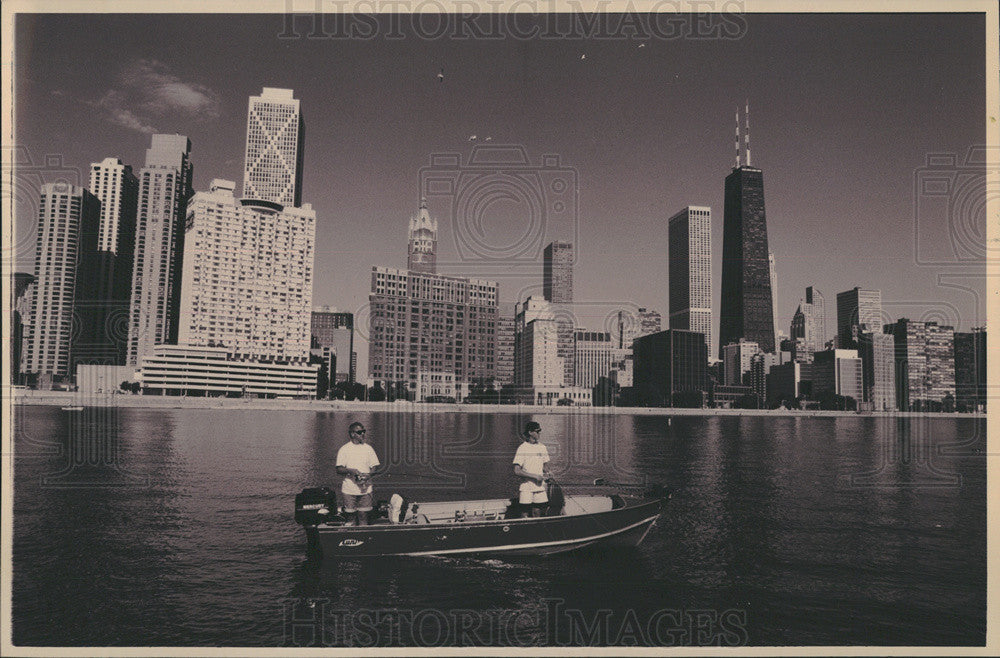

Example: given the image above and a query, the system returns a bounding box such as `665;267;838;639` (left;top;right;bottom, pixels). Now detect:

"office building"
858;331;897;411
543;241;573;303
176;180;315;363
722;339;760;386
806;286;826;349
573;329;629;388
719;105;775;355
407;197;437;274
767;360;806;404
836;287;882;348
126;134;194;366
668;206;713;358
633;329;708;407
769;252;779;351
311;307;355;383
954;327;986;412
21;183;101;383
749;351;781;406
368;267;497;396
242;87;305;207
812;349;863;401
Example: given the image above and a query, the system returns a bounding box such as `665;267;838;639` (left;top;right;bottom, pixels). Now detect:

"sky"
12;9;989;377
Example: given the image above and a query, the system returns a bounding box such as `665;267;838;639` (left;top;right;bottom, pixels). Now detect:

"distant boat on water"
61;406;84;411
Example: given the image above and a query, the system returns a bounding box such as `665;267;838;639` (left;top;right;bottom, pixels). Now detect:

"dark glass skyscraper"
719;164;775;356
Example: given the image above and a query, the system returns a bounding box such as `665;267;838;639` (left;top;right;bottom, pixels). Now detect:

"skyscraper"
719;104;775;356
12;272;35;384
543;241;573;303
632;329;708;407
954;327;986;412
494;315;515;387
89;157;139;363
242;87;305;207
668;206;713;358
858;331;896;411
836;287;883;348
407;198;437;274
806;286;826;348
126;134;193;366
768;252;779;351
22;183;101;383
311;307;356;383
177;180;315;362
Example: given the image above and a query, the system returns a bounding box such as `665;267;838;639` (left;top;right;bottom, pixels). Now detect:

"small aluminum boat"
294;483;670;559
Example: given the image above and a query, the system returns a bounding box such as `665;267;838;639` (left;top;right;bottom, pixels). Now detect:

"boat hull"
307;497;665;559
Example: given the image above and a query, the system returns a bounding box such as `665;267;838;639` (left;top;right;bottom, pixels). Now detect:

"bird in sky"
438;68;444;82
484;136;492;142
468;135;477;141
638;43;646;48
580;54;586;60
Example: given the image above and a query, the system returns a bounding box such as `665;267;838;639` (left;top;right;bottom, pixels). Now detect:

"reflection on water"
12;407;986;647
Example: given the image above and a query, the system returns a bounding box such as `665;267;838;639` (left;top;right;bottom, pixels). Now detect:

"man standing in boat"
336;422;382;525
513;421;551;517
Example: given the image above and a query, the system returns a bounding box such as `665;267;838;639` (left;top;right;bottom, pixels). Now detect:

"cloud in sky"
92;59;222;134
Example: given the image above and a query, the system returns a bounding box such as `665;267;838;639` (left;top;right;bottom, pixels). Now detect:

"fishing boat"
294;481;670;559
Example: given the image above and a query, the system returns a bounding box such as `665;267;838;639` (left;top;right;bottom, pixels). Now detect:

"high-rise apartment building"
242;87;305;207
719;106;775;356
368;267;497;395
494;315;515;387
88;157;139;364
126;134;193;366
177;180;315;362
954;327;986;412
858;331;896;411
311;307;355;383
22;183;101;383
836;287;883;348
543;241;573;303
407;198;437;274
885;319;956;411
668;206;713;358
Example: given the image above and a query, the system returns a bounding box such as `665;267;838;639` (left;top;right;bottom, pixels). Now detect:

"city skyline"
11;10;989;379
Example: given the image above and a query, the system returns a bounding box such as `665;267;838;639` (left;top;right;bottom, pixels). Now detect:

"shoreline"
9;390;985;419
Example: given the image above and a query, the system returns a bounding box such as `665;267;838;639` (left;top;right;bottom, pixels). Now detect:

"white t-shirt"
336;441;380;495
513;441;550;493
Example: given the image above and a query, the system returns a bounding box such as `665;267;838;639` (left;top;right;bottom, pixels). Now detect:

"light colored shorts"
519;488;549;505
343;493;373;513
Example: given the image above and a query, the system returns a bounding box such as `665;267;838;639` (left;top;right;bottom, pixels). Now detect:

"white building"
242;87;304;207
668;206;713;358
573;329;629;388
177;180;315;362
139;345;318;398
90;157;138;255
22;183;101;382
127;134;193;366
514;296;563;387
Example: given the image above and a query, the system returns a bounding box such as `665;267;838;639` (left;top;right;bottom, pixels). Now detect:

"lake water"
11;406;986;647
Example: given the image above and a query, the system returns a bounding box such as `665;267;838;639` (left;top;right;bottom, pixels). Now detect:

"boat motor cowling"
294;487;339;525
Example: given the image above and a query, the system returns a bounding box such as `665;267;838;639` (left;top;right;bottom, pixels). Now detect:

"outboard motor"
294;487;340;526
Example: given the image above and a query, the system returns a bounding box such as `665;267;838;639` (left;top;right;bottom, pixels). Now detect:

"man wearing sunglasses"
335;422;382;525
513;421;551;517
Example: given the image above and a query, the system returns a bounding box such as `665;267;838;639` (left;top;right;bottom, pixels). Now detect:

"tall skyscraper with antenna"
719;102;775;356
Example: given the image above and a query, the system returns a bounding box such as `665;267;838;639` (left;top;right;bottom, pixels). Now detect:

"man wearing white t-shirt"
336;422;382;525
512;421;550;517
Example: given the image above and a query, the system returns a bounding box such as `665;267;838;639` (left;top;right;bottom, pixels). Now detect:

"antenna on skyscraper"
745;99;751;167
735;108;741;168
